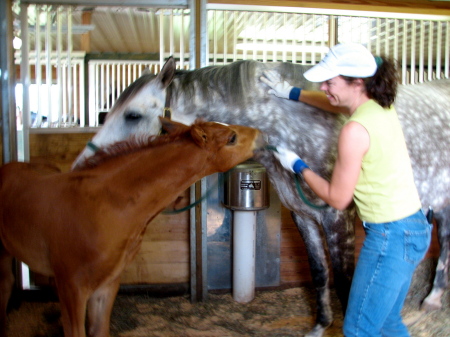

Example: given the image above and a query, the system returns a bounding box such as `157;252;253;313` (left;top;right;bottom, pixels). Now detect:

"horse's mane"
172;60;258;107
172;60;312;108
74;128;188;171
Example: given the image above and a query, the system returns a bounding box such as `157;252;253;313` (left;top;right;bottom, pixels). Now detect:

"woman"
261;43;431;337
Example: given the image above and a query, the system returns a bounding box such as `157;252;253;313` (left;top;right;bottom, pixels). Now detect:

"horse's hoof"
421;289;444;312
304;324;327;337
420;299;442;312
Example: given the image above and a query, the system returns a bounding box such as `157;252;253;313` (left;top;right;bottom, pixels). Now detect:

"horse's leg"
291;211;332;337
421;205;450;312
0;245;14;337
86;278;120;337
321;209;355;313
55;278;90;337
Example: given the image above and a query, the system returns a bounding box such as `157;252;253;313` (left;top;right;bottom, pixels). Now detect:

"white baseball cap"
304;43;377;82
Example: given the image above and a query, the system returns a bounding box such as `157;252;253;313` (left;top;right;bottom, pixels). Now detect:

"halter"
159;85;173;135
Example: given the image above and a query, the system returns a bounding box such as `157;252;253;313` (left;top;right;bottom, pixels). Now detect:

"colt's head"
160;117;265;174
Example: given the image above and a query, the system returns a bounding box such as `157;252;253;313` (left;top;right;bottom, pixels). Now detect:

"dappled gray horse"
73;58;450;337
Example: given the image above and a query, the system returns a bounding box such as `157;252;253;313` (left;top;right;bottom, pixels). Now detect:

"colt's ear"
159;117;189;134
157;56;176;89
191;125;208;148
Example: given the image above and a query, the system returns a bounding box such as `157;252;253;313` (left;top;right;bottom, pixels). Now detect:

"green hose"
266;145;329;210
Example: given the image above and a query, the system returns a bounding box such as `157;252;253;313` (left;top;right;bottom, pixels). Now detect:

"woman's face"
319;76;356;108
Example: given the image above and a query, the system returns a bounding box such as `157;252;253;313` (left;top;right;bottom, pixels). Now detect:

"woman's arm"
302;121;369;210
260;70;348;114
299;90;348;114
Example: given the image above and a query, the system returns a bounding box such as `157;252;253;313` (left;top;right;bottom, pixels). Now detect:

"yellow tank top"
348;100;421;223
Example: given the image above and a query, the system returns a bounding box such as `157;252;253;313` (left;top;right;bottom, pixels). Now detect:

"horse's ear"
191;124;208;148
157;56;176;89
159;116;189;134
141;67;152;76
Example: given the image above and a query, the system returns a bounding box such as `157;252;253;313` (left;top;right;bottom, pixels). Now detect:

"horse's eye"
227;132;237;145
124;111;142;122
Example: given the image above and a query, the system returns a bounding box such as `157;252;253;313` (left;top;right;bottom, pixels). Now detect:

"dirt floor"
4;258;449;337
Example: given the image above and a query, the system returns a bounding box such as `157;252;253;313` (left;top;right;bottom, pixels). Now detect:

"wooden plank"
120;262;189;284
29;132;95;172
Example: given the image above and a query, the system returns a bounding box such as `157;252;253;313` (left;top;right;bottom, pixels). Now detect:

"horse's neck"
98;142;207;209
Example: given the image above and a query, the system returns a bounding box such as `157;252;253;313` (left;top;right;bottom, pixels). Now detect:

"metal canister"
223;160;269;211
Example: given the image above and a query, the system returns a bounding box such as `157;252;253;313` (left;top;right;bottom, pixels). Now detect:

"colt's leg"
87;278;120;337
422;206;450;311
56;279;89;337
0;246;14;337
321;208;355;313
291;211;332;337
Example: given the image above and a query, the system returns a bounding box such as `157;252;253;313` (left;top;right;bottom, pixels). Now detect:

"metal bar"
45;8;52;127
160;10;164;65
394;19;399;63
233;12;237;62
35;5;42;127
419;20;425;83
79;61;85;126
223;11;228;64
282;13;287;62
188;0;208;303
213;10;217;64
57;6;63;126
67;6;73;124
180;9;186;67
411;20;417;84
445;22;450;78
0;0;17;163
170;9;175;57
402;19;408;84
428;21;434;81
262;12;267;63
73;64;79;125
436;22;442;79
88;62;96;126
20;3;30;161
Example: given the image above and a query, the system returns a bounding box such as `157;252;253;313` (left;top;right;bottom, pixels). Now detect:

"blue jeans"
343;210;432;337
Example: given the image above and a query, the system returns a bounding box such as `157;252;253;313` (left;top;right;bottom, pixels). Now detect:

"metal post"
189;0;208;303
0;0;18;164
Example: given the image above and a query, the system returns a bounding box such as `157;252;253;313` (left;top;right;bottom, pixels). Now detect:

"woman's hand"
260;70;298;100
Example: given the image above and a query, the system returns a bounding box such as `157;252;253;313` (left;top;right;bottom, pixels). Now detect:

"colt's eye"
124;111;142;122
227;132;237;145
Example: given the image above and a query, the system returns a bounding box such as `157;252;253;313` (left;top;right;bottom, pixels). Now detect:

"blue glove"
274;147;309;174
260;70;302;101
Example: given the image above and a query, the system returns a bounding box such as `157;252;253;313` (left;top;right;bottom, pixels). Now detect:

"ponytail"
364;56;399;108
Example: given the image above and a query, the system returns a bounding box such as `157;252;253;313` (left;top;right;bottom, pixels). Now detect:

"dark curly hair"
342;56;399;108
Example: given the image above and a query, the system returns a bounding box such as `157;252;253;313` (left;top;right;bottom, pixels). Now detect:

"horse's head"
159;117;266;174
72;57;178;170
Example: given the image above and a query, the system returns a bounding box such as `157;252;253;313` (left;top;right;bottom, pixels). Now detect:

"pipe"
232;210;257;303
